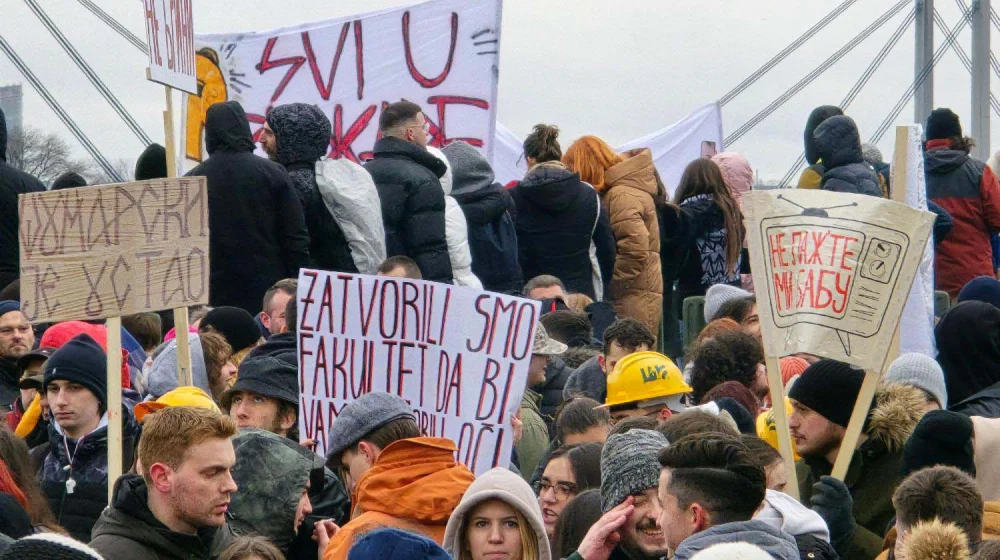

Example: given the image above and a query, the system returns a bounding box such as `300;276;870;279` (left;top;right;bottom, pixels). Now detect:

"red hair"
563;135;623;190
0;458;28;510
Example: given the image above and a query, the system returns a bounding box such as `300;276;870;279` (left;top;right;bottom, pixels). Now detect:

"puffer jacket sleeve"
273;170;312;276
980;164;1000;231
315;159;387;275
606;190;649;283
445;197;482;289
403;177;455;284
797;164;824;189
593;204;617;299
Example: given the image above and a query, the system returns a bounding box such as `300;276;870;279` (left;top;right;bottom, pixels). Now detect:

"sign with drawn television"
744;190;934;371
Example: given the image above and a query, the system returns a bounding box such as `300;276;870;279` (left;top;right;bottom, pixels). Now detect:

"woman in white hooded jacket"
428;146;483;289
444;467;551;560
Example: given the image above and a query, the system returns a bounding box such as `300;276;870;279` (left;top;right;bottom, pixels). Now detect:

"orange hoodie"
322;437;475;560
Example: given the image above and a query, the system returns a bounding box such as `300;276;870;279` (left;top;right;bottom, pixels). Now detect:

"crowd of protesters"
1;96;1000;560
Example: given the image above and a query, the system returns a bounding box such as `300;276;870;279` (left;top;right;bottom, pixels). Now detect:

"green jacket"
516;389;550;484
797;384;926;560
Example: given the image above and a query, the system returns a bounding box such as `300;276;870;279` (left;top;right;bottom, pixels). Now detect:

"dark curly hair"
688;331;764;403
602;318;656;356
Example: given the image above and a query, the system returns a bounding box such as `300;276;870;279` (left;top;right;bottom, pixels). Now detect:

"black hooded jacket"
364;136;453;283
0;108;46;291
510;163;616;299
186;102;310;315
267;104;356;274
90;474;235;559
813;115;884;197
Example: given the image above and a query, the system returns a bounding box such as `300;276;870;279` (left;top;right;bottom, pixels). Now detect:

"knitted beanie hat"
926;108;962;141
703;284;753;323
779;356;810;387
42;333;108;409
787;359;865;428
958;275;1000;309
0;533;104;559
902;410;975;476
886;353;948;408
691;542;771;559
599;428;668;512
860;142;883;166
199;306;261;353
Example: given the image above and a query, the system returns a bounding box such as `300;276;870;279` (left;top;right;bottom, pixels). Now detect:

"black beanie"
43;333;107;408
902;410;976;477
199;306;261;353
50;172;87;191
787;359;865;428
135;143;168;181
926;108;963;141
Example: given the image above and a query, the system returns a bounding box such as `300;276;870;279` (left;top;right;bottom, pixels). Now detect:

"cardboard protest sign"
182;0;501;167
297;270;536;475
18;178;210;324
744;190;934;372
143;0;197;94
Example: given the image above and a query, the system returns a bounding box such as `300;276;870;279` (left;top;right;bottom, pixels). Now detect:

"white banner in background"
492;103;725;195
183;0;502;167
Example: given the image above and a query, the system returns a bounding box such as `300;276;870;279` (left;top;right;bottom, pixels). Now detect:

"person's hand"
810;475;856;546
312;519;340;555
576;497;635;560
511;410;524;446
300;438;316;451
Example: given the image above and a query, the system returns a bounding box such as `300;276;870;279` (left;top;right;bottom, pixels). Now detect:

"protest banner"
745;187;934;482
143;0;198;94
19;177;209;501
182;0;502;168
297;270;537;475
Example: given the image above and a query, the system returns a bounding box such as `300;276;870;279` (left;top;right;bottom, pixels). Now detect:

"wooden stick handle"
764;354;798;500
173;307;193;387
106;316;122;505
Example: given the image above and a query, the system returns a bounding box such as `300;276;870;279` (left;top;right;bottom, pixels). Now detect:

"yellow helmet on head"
603;351;692;410
756;397;801;460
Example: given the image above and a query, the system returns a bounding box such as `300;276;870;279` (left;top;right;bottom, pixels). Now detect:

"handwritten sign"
18;178;210;324
297;270;536;475
183;0;501;166
143;0;197;94
744;190;934;371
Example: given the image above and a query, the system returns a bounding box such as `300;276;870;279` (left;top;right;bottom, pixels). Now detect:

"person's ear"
280;408;297;432
148;462;173;493
690;502;709;533
358;441;380;467
658;408;673;422
598;354;607;374
259;311;271;330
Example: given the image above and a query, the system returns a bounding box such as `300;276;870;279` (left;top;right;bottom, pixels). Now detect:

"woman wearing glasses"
536;442;603;538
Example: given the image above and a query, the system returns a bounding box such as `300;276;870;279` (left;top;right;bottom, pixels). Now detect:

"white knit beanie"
703;284;753;323
691;542;772;560
885;352;948;408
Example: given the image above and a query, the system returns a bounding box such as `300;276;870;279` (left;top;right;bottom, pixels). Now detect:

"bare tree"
6;127;133;186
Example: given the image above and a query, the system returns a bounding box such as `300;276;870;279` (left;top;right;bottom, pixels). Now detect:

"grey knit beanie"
860;142;884;166
599;429;668;512
326;392;417;463
703;284;753;323
886;352;948;408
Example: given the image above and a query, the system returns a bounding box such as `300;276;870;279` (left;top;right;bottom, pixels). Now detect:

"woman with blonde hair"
564;136;663;337
445;467;551;560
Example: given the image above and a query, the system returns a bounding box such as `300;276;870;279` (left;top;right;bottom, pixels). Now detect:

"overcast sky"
1;0;996;181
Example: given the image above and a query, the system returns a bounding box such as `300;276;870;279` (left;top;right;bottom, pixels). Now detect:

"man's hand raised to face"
575;496;636;560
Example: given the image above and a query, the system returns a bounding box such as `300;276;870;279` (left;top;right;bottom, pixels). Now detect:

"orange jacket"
322;437;475;560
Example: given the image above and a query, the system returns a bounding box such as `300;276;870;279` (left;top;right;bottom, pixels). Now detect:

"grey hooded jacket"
672;519;800;560
813;115;883;198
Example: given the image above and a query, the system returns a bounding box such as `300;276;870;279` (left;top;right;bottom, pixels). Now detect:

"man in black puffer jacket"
364;101;453;284
186;102;310;315
0;108;45;292
263;103;357;273
812;115;883;197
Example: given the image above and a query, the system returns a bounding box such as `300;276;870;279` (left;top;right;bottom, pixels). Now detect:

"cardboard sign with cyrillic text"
143;0;197;94
18;178;209;324
744;190;934;371
297;270;537;475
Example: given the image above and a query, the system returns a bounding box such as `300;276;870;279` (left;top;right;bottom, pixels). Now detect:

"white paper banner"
183;0;502;166
296;270;537;475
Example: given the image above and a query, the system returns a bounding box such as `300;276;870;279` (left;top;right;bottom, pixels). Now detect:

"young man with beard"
789;359;927;559
570;428;670;560
0;300;34;414
89;406;238;558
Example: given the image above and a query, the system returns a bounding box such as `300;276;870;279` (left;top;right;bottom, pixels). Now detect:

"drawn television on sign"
759;196;909;355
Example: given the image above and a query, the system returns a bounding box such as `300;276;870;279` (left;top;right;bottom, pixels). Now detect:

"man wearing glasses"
365;100;454;284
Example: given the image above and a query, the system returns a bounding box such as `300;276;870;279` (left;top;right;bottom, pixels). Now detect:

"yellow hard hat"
603;351;691;408
135;386;221;423
756;397;801;461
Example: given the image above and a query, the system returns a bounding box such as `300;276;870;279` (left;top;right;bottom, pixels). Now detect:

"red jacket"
925;139;1000;296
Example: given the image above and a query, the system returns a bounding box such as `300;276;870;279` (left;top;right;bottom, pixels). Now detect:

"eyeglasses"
407;121;430;134
535;480;579;501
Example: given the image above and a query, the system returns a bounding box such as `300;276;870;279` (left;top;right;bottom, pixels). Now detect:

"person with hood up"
443;140;523;294
318;392;475;559
710;152;755;293
186;101;311;315
790;360;927;559
903;410;1000;505
564;137;663;337
134;143;168;181
0;108;45;294
444;467;552;560
49;171;87;191
262;103;386;275
510;125;616;301
810;115;884;197
935;301;1000;417
797;105;844;189
142;333;210;399
364;101;453;283
228;429;320;557
924;108;1000;297
427;145;482;288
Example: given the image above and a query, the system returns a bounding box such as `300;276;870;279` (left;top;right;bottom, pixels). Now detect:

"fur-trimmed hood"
901;519;970;560
868;383;928;452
